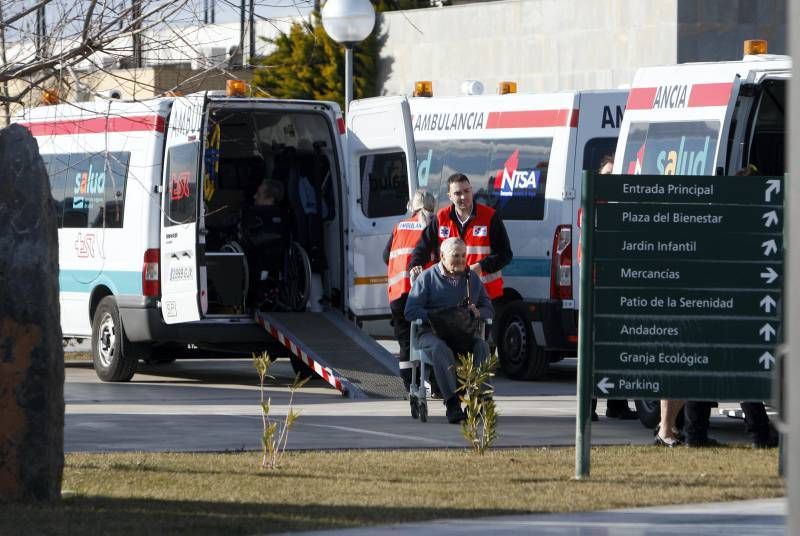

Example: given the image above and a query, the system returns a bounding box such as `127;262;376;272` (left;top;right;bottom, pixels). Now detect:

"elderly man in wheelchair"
404;237;494;424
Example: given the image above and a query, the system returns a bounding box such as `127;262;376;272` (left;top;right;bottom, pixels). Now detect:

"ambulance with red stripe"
409;86;628;379
613;40;788;425
17;87;419;383
614;40;787;179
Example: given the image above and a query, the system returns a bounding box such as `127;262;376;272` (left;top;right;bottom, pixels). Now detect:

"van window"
359;151;409;218
40;153;69;228
164;142;200;227
620;121;719;175
582;137;618;173
416;138;552;221
42;151;130;229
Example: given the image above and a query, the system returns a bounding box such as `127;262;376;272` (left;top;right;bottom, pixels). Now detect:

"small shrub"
456;352;499;455
253;351;310;469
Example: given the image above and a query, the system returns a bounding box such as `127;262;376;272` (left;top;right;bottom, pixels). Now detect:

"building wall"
678;0;786;62
377;0;785;98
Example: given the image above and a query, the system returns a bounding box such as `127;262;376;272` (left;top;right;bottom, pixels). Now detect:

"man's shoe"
591;411;599;422
685;437;723;448
605;407;638;420
445;397;466;424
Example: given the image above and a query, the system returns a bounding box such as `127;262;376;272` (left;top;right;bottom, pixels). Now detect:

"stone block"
0;124;64;502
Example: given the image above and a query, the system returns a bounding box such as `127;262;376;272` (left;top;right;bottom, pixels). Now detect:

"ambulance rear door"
732;69;788;176
346;96;416;317
614;64;742;177
570;90;628;311
160;93;207;324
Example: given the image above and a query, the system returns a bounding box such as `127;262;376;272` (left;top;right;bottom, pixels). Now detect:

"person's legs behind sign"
655;399;685;447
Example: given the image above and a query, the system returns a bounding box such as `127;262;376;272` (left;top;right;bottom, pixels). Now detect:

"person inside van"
409;173;512;305
404;237;494;424
383;189;437;390
242;178;289;306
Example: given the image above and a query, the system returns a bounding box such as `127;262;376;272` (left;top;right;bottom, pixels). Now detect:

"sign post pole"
575;170;595;479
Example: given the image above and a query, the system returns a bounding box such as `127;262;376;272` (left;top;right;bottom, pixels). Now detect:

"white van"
408;89;628;379
613;41;788;425
17;91;417;385
614;45;788;178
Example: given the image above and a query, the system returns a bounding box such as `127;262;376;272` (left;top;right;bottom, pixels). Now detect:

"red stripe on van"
20;115;166;136
688;82;733;107
626;87;658;110
486;109;578;129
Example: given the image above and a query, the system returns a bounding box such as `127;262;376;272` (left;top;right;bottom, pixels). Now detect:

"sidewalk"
290;498;785;535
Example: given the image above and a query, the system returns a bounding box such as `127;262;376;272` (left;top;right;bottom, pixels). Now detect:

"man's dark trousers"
390;295;412;389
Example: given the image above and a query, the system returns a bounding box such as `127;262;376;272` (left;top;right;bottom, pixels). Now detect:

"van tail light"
143;248;160;297
550;225;573;300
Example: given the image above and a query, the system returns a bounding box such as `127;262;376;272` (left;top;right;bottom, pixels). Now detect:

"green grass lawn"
0;446;782;535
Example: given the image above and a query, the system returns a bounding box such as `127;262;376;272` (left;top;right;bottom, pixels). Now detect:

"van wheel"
497;302;548;380
91;297;139;382
634;400;661;428
634;400;685;430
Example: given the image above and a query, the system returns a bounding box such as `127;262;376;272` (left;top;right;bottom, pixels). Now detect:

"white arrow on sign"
759;351;775;370
597;377;615;395
762;210;779;228
759;323;776;342
760;267;779;284
761;239;778;256
760;294;776;314
765;179;781;203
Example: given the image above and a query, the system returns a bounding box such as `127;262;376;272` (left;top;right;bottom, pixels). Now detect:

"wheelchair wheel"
280;241;312;312
419;400;428;423
410;395;419;419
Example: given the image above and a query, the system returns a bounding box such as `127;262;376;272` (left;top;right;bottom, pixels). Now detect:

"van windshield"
415;138;552;221
620;121;719;175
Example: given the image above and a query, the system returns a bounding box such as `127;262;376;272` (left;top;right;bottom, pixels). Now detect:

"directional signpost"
575;173;784;478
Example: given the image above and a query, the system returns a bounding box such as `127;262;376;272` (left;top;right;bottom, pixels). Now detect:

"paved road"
65;353;760;453
293;498;785;536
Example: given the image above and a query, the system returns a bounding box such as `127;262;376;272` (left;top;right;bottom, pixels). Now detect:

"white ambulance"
613;40;788;425
17;88;418;383
408;86;628;379
614;41;787;178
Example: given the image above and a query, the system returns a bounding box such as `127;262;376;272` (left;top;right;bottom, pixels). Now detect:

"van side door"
160;94;207;324
346;96;416;317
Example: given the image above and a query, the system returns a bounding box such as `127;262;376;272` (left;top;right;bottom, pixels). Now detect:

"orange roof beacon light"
413;81;433;98
226;79;248;97
41;88;60;105
744;39;768;56
498;81;517;95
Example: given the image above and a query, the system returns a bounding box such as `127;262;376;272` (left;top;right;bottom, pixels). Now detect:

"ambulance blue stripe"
59;270;141;294
503;257;551;277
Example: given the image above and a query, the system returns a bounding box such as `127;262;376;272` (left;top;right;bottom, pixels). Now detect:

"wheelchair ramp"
255;310;407;399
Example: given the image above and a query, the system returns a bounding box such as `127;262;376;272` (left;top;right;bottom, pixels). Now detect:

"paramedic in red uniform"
384;190;436;389
409;173;512;303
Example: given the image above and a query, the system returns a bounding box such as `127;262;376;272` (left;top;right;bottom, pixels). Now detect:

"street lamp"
321;0;376;118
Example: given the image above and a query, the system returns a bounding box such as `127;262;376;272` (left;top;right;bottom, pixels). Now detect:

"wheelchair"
240;206;312;313
408;317;491;422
